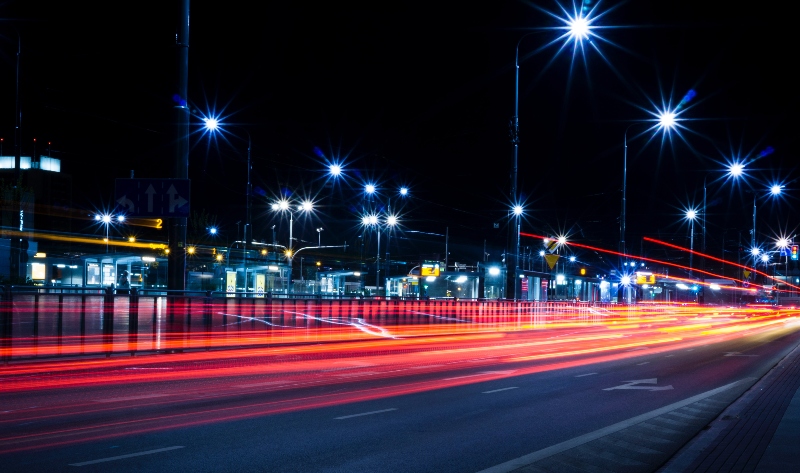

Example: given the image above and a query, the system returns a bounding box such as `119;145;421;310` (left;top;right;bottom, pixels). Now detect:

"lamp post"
621;113;677;261
749;183;785;271
685;209;697;277
702;163;745;272
272;199;314;292
316;227;323;247
510;15;595;300
361;213;398;293
203;118;252;292
94;214;125;253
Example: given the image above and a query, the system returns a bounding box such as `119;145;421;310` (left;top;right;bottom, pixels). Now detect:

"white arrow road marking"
145;185;156;212
603;378;674;391
167;184;187;213
724;352;758;357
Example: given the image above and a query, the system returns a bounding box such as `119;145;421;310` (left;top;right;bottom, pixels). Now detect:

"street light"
94;213;125;253
621;111;679;262
751;183;785;269
510;13;598;300
272;198;314;291
702;162;745;267
361;212;398;292
685;208;697;276
203;117;253;291
316;227;324;247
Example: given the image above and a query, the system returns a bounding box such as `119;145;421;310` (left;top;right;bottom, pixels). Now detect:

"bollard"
57;294;64;354
204;291;213;349
129;287;139;355
0;285;11;363
103;286;114;357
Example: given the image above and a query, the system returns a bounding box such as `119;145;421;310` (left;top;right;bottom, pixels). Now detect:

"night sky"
2;1;797;268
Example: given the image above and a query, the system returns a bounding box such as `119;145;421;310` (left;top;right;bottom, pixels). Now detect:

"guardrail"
0;285;617;362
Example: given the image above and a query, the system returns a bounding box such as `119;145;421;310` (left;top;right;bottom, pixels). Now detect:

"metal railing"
1;285;619;362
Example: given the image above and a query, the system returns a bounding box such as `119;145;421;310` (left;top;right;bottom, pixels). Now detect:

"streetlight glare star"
771;184;783;195
386;215;398;226
513;205;523;216
729;162;745;177
686;209;696;220
658;110;676;130
203;117;219;131
329;164;342;177
567;15;590;42
365;184;376;194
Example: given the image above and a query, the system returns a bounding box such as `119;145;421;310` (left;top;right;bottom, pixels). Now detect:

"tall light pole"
703;162;745;268
203;118;252;292
685;209;697;276
751;183;785;270
510;14;595;300
362;213;397;293
621;112;677;262
272;199;313;292
95;214;125;254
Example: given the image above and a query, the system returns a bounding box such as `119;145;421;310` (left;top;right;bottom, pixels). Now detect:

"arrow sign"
116;195;135;212
167;184;188;213
145;185;156;212
603;378;674;391
114;178;190;218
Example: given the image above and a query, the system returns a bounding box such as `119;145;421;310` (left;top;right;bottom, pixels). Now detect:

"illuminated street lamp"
751;183;785;269
272;199;314;290
361;212;398;292
203;117;253;291
621;110;680;260
510;9;599;300
94;213;125;253
685;209;697;276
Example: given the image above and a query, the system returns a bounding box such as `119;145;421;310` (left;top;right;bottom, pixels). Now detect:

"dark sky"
2;1;797;267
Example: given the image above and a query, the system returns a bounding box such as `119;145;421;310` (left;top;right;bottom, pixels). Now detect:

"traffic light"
792;244;798;261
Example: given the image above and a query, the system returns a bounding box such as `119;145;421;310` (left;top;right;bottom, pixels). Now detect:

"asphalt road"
2;315;799;472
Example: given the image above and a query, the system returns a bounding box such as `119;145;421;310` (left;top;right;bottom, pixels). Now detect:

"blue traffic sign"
115;179;191;218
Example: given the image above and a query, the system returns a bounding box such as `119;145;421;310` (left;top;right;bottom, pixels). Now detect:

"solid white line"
94;394;169;403
335;408;397;420
574;373;597;377
69;446;184;466
483;387;519;394
475;378;754;473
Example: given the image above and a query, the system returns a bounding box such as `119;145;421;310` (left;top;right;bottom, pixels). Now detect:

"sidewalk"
658;341;800;472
